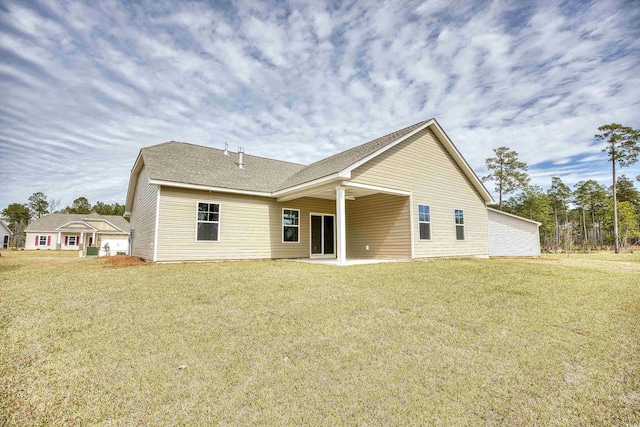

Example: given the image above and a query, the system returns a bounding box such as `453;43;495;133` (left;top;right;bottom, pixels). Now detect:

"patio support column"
92;232;96;246
57;232;61;250
80;232;84;249
336;186;347;266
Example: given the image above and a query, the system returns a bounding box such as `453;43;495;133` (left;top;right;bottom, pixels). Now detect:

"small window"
197;202;220;241
418;204;431;240
282;209;300;243
455;209;465;241
68;236;77;246
39;236;47;246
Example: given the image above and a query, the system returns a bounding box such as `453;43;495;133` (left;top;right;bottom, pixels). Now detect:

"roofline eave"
487;207;542;226
148;179;273;197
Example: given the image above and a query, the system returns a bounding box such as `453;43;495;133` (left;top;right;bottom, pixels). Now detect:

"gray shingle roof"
141;120;431;193
25;213;130;232
142;142;306;193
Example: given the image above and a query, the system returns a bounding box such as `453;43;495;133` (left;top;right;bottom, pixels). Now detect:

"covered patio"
277;181;413;265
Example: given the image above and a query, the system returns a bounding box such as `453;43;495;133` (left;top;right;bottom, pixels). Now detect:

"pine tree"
482;147;530;210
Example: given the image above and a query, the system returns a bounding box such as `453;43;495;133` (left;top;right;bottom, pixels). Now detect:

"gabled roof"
56;220;99;231
275;120;430;190
125;118;492;214
0;220;12;235
25;213;130;233
487;208;542;226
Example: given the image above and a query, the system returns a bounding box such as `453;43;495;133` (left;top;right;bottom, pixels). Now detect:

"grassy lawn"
1;251;639;425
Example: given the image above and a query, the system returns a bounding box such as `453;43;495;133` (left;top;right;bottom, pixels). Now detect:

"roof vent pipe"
238;147;244;169
224;142;229;156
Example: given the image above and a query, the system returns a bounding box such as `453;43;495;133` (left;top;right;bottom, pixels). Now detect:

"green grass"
1;251;639;425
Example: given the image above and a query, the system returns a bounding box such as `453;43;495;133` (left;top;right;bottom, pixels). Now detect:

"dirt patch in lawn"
104;255;148;268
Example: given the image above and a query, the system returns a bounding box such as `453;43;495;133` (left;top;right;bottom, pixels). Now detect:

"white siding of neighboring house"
487;209;541;257
130;165;158;260
1;223;12;249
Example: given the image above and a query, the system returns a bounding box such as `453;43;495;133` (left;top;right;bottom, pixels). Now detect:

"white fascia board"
341;181;411;196
487;207;542;226
82;218;127;234
272;173;347;198
148;179;272;197
56;221;99;231
125;152;145;214
338;120;434;177
0;221;11;234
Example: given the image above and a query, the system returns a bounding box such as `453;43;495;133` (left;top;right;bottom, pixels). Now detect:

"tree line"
1;193;125;248
483;123;640;253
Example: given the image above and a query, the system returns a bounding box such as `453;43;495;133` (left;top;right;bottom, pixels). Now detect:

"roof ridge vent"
238;147;244;169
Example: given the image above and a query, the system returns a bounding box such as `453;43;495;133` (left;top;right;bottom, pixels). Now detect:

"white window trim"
309;212;336;258
418;204;432;241
282;208;300;243
455;209;465;241
39;235;48;246
68;235;77;246
195;201;221;243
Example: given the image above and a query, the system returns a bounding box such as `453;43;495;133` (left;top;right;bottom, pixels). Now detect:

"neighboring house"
126;118;538;264
25;213;130;255
0;220;12;249
487;208;541;257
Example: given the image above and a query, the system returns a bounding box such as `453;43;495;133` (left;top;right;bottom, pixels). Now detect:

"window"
455;209;465;241
39;236;48;246
418;204;431;240
197;202;220;241
68;236;77;246
282;209;300;243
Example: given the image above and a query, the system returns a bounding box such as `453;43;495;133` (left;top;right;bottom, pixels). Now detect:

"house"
0;220;12;249
487;208;541;257
125;118;542;264
24;213;130;255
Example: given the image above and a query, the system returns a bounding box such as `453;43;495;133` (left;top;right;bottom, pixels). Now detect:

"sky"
1;0;639;210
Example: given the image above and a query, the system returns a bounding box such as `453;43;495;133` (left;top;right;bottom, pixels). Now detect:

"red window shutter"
47;236;51;246
35;235;39;245
65;236;68;246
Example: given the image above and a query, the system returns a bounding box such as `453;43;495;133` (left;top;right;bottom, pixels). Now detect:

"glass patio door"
310;214;335;258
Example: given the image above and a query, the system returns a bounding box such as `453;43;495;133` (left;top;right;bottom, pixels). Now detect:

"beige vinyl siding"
488;209;540;257
84;221;119;231
25;232;57;250
60;233;83;250
156;187;335;262
130;165;158;260
349;128;489;258
346;193;411;259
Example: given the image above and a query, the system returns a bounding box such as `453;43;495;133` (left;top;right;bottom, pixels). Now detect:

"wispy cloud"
1;0;639;208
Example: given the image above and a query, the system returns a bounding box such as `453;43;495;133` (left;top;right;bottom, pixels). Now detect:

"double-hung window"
454;209;465;241
197;202;220;241
39;236;48;246
418;204;431;240
68;236;77;246
282;209;300;243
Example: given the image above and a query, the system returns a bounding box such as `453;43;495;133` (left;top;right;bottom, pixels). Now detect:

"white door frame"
309;212;336;259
